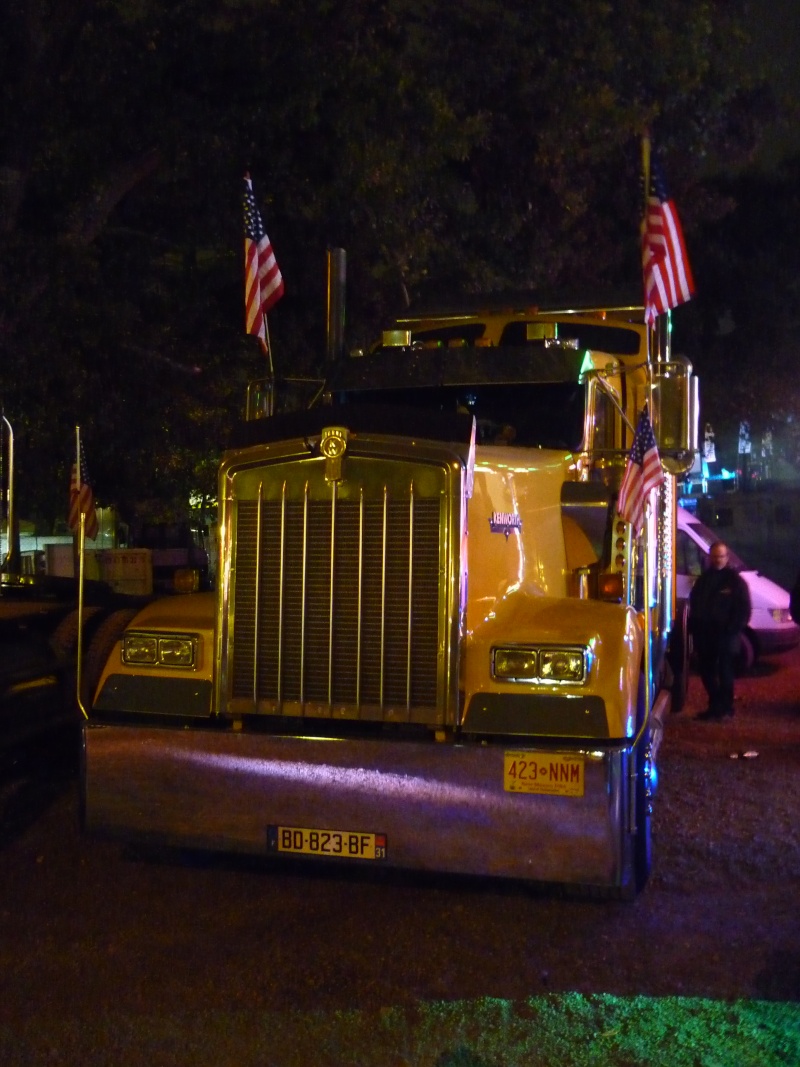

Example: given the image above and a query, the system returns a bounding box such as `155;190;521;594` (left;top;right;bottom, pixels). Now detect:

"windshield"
685;517;747;570
335;381;586;450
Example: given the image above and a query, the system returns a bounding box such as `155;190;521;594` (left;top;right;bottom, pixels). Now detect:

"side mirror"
650;358;698;475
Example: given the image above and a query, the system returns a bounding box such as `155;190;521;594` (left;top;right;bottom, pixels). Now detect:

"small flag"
244;174;284;344
641;143;695;326
68;441;98;541
618;405;664;536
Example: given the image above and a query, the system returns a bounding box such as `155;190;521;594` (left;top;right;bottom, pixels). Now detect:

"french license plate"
267;825;387;860
504;751;584;797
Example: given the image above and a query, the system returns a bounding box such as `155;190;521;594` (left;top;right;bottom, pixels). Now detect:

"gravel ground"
0;646;798;1066
648;646;800;1000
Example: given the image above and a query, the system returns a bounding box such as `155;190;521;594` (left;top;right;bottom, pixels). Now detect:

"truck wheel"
82;609;138;707
633;724;653;894
49;607;103;714
49;607;102;661
668;601;691;714
735;631;755;676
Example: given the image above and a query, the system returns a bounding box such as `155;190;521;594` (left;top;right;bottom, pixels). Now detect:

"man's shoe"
695;708;723;722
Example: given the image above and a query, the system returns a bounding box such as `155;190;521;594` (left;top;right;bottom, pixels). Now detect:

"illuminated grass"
2;995;799;1066
293;996;800;1066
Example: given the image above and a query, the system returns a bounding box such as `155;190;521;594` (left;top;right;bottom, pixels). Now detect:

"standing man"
689;542;751;721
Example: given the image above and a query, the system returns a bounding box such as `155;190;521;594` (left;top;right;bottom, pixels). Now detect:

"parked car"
676;507;800;670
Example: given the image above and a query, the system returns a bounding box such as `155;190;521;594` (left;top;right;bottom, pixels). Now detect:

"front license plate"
267;825;387;860
504;751;584;796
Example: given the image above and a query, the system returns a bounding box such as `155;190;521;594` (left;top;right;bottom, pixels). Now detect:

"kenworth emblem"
320;426;349;483
489;511;522;538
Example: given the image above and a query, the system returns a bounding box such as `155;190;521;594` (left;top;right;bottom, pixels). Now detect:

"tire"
633;723;653;894
668;601;691;713
48;606;102;661
735;631;756;676
49;607;103;716
616;675;653;900
82;608;139;707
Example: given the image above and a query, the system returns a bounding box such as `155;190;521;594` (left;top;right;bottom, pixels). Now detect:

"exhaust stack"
326;248;346;364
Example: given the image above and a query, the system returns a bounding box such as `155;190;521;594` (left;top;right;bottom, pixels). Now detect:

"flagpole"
641;133;653;366
644;137;652;729
261;327;275;416
640;136;657;731
72;425;81;581
641;141;656;735
73;424;89;719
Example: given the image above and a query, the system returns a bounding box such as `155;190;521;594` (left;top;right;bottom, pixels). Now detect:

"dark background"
1;0;798;529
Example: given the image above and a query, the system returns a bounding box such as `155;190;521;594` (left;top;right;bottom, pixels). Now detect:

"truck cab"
82;299;697;898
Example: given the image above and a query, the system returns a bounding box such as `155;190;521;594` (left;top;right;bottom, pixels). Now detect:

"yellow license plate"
267;825;387;860
504;751;584;796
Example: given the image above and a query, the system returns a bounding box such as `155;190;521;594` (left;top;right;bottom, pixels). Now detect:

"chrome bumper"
82;724;635;889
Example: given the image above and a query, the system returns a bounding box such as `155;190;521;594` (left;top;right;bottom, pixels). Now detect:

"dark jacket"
689;565;751;638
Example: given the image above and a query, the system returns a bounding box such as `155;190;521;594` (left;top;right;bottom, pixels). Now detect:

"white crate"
45;543;102;580
96;549;153;596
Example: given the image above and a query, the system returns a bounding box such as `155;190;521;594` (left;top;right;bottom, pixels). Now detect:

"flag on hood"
618;405;664;535
68;440;98;541
641;142;695;326
244;174;284;344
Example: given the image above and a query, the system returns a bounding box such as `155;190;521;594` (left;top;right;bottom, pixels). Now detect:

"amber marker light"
599;573;624;602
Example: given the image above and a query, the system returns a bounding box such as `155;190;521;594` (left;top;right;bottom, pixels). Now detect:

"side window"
677;529;706;577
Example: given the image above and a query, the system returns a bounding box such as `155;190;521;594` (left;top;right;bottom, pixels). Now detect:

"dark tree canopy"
0;0;786;525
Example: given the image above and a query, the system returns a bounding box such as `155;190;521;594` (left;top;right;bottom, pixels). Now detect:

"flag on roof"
244;174;284;344
641;142;695;326
618;405;664;535
68;440;98;541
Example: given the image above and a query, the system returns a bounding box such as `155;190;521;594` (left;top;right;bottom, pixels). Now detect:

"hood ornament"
320;426;349;483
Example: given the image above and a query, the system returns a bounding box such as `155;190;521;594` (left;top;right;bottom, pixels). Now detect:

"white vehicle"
676;506;800;669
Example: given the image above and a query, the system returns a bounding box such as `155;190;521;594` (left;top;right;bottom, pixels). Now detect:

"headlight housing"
123;631;198;669
492;645;588;684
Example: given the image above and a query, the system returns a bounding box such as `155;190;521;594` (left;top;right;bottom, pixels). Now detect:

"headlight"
492;645;588;684
493;648;538;681
123;631;198;669
122;635;158;664
540;648;586;682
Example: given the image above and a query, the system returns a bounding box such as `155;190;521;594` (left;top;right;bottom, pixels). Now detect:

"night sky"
748;0;800;166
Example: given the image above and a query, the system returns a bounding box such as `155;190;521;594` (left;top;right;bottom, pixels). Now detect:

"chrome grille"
229;478;445;722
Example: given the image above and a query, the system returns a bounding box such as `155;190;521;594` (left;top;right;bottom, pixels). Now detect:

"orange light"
173;568;200;594
599;573;624;602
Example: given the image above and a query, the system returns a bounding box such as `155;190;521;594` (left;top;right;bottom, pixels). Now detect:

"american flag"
244;174;284;344
641;150;695;326
68;441;98;541
618;405;664;536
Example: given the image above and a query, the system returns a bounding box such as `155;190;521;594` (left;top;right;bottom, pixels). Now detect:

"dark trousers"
695;633;738;715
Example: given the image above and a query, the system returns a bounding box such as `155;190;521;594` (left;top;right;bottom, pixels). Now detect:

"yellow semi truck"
81;295;696;897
